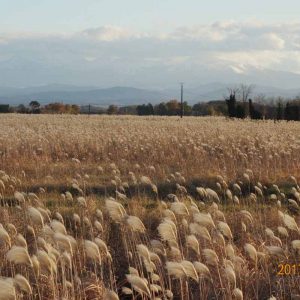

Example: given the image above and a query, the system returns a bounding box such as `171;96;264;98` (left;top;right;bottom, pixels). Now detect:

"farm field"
0;114;300;299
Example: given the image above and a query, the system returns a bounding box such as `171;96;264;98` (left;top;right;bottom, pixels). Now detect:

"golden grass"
0;114;299;299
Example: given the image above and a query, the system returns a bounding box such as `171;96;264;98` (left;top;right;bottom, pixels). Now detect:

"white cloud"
81;25;136;41
261;33;285;50
214;50;285;70
230;64;246;74
1;20;300;87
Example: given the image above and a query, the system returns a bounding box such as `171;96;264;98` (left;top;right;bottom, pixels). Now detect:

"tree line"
225;86;300;121
0;84;299;121
103;84;299;121
0;101;80;114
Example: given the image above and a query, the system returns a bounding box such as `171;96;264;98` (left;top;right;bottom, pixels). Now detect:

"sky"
1;0;300;33
1;0;300;88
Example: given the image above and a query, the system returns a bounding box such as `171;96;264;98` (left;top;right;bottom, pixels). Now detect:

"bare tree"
240;84;254;103
228;86;240;97
224;86;240;118
223;86;240;100
239;84;254;117
254;93;266;104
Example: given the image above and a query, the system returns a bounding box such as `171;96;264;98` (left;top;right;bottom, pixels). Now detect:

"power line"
180;82;184;118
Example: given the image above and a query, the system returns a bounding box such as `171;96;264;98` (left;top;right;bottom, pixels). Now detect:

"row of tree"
9;101;80;114
15;98;296;120
225;91;300;121
0;85;300;120
132;99;299;121
135;100;192;116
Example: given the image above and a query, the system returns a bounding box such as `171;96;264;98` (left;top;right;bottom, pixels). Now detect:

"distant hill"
0;86;170;106
0;83;300;106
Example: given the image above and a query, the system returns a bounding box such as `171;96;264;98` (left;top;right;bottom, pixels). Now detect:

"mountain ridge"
0;83;300;106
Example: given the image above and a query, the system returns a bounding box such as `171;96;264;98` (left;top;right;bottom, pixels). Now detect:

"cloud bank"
1;20;300;88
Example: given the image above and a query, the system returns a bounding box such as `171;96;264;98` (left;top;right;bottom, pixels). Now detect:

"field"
0;114;300;300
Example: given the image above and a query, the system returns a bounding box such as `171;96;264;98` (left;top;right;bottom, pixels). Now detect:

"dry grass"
0;114;299;299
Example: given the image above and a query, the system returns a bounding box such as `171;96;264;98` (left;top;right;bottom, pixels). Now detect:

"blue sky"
1;0;300;88
1;0;299;33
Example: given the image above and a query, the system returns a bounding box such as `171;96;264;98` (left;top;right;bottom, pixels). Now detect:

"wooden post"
180;83;184;118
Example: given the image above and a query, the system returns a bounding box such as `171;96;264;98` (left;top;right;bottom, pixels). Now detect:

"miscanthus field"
0;114;300;300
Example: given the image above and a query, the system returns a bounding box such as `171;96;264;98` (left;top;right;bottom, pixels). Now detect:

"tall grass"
0;115;299;299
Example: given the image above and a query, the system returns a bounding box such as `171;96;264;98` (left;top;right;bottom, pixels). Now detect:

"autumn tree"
107;105;119;115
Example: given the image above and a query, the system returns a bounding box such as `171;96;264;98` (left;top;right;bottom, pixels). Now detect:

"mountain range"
0;83;300;106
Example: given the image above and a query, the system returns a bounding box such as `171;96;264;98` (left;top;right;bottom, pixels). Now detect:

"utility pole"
88;104;91;115
180;82;184;118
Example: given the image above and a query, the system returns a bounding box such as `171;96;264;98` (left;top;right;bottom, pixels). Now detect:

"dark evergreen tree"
294;105;300;121
136;103;154;115
0;105;9;113
235;104;246;119
276;102;283;120
147;103;154;115
155;102;168;115
249;99;262;120
249;99;254;119
225;92;236;118
29;100;41;114
284;102;291;121
285;103;300;121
